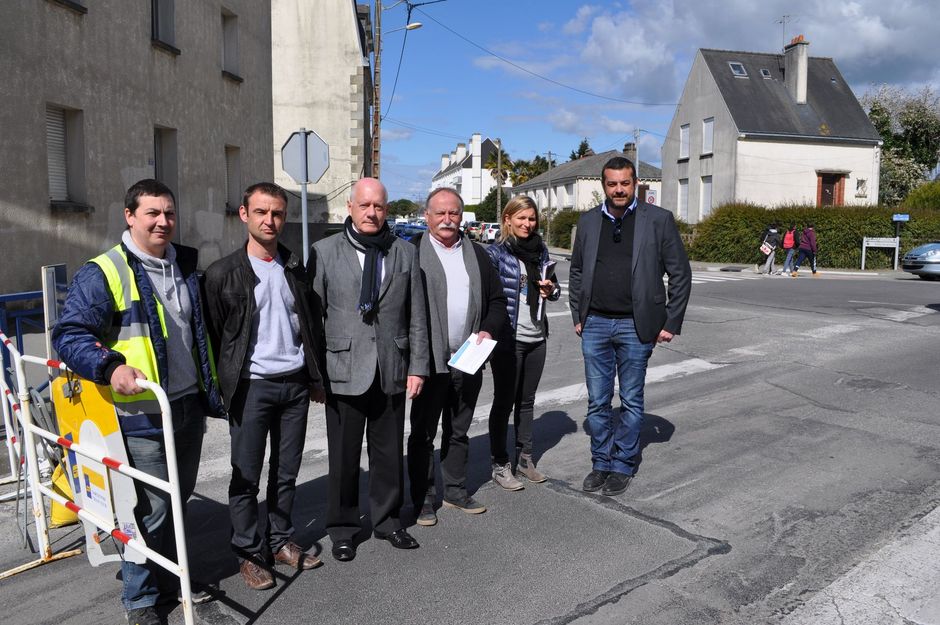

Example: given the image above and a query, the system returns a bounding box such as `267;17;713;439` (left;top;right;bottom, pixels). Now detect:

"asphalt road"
2;262;939;625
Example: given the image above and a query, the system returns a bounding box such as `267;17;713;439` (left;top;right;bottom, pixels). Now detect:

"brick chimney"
623;142;637;164
784;34;809;105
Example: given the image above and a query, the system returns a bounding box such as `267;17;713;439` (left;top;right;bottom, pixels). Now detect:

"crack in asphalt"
533;481;731;625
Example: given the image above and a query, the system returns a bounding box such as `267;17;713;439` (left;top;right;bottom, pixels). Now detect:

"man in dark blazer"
309;177;430;562
569;156;692;497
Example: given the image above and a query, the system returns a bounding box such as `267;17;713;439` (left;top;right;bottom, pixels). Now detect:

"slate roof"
434;137;500;177
700;49;880;143
512;150;662;192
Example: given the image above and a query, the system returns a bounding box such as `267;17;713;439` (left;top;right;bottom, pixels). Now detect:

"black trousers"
488;339;547;466
228;374;309;561
325;374;405;541
407;369;482;506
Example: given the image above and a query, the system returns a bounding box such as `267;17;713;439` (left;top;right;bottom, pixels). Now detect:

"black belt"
256;369;309;384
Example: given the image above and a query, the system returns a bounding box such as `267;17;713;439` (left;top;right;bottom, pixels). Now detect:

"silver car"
902;241;940;280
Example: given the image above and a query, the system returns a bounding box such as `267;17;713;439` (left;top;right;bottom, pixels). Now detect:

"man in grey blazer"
569;156;692;497
309;177;430;562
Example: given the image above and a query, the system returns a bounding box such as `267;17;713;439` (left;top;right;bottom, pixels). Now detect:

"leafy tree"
472;186;501;222
485;146;513;187
510;154;556;185
387;198;418;217
863;85;940;203
902;179;940;209
569;137;592;161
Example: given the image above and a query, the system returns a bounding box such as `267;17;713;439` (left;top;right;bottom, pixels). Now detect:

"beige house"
0;0;273;293
661;37;882;223
271;0;373;223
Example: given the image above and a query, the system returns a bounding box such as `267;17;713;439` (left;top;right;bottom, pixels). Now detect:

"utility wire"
382;28;410;119
416;8;677;107
384;116;466;140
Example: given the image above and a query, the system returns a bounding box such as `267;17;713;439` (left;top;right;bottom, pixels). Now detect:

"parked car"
902;241;940;280
465;221;482;240
482;223;500;243
393;223;427;242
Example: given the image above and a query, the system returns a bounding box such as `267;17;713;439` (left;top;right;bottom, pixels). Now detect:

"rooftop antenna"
775;14;797;51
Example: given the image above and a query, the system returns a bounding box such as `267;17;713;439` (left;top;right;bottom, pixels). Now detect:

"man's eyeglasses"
612;217;623;243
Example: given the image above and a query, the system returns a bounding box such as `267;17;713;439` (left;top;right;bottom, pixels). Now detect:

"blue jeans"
581;315;654;475
782;248;796;273
121;394;205;611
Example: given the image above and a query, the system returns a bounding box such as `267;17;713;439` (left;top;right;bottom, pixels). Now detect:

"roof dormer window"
760;68;772;79
729;61;748;77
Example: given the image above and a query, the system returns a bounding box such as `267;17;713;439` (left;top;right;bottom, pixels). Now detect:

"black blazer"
569;202;692;343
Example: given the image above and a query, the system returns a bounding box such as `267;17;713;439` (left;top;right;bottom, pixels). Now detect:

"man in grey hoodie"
53;179;224;625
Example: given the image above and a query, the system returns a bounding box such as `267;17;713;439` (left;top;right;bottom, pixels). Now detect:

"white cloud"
382;127;413;141
599;117;634;134
563;5;600;35
548;108;585;134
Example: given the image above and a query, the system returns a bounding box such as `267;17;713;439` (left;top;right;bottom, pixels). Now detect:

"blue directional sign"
892;213;910;222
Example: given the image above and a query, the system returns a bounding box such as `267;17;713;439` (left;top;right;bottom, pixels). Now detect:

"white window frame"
46;103;87;207
679;124;690;160
728;61;747;77
678;178;689;221
700;176;713;220
702;117;714;155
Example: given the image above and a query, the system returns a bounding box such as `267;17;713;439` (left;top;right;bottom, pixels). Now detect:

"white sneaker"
492;463;524;491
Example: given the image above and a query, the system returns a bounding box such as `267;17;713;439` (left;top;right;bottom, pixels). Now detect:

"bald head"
348;177;389;234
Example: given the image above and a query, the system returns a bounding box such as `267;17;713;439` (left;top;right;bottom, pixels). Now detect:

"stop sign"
281;130;330;184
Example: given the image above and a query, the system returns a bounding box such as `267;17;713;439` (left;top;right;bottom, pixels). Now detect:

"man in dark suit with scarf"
309;177;429;562
569;157;692;497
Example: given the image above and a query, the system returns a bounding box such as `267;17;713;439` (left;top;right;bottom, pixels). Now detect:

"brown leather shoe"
239;558;274;590
274;541;322;570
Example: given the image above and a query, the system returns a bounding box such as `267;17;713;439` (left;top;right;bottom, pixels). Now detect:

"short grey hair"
425;187;464;212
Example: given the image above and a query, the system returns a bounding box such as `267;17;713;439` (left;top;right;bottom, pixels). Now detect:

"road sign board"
281;130;330;184
892;213;910;222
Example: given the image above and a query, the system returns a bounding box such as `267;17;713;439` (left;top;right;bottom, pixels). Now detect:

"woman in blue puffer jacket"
485;195;561;491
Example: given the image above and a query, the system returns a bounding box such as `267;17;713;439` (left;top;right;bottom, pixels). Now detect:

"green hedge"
903;181;940;210
688;203;940;269
546;209;581;248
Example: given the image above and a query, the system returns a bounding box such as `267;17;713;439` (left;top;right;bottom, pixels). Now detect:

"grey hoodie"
122;230;199;400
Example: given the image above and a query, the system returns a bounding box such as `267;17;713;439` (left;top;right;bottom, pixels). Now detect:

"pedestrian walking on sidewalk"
52;179;225;625
486;195;560;492
780;224;799;275
203;182;326;591
569;157;692;498
407;188;507;527
792;223;818;277
759;223;781;275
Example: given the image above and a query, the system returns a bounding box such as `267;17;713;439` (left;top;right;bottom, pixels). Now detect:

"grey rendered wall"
0;0;273;293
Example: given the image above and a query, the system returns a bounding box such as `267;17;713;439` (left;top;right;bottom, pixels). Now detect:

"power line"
384;116;466;140
382;28;410;119
415;8;677;107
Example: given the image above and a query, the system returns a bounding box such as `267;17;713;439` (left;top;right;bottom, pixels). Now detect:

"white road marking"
860;306;936;322
806;324;862;339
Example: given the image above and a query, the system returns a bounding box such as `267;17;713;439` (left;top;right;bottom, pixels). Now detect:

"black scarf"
344;216;396;316
506;233;544;324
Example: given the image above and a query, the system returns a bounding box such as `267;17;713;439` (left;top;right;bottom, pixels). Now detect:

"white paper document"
536;261;557;320
447;333;497;375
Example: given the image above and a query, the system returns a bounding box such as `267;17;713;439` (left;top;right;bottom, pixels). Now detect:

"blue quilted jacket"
485;240;560;336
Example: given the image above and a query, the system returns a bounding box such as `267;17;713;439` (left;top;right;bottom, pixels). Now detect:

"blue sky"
376;0;940;201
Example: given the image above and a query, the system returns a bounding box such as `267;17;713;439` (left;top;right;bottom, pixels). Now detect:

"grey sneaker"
126;607;161;625
516;453;547;483
416;497;437;526
492;462;524;491
443;495;487;514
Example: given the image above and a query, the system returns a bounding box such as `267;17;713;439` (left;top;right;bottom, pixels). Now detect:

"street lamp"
371;0;443;178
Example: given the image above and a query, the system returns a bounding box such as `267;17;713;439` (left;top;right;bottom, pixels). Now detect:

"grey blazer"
310;233;430;396
568;202;692;344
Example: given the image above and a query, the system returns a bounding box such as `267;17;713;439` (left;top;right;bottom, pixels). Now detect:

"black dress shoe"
331;539;356;562
582;469;610;492
374;528;419;550
601;471;632;496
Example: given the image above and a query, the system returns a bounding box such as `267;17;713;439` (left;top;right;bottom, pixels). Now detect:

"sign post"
281;129;330;264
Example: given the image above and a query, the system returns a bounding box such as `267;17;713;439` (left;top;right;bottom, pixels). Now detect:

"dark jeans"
794;249;817;273
325;374;405;542
407;369;482;506
488;339;547;466
581;315;654;475
121;393;205;611
228;374;309;561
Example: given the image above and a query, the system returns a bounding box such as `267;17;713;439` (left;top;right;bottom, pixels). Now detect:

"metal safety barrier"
0;332;196;625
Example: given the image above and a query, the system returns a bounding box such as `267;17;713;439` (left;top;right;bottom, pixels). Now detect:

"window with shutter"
46;106;69;201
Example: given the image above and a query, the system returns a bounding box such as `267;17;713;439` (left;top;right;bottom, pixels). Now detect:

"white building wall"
272;0;371;223
0;0;272;293
735;140;880;207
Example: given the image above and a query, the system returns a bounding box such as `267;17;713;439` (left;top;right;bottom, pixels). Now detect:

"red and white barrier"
0;332;195;625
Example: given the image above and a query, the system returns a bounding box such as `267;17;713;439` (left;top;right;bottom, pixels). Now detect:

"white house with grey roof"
430;133;509;205
661;36;882;223
511;145;662;213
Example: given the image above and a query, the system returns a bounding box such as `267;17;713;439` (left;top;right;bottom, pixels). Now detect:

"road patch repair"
195;478;729;625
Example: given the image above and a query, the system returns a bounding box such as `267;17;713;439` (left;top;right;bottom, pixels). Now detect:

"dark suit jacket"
568;202;692;343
